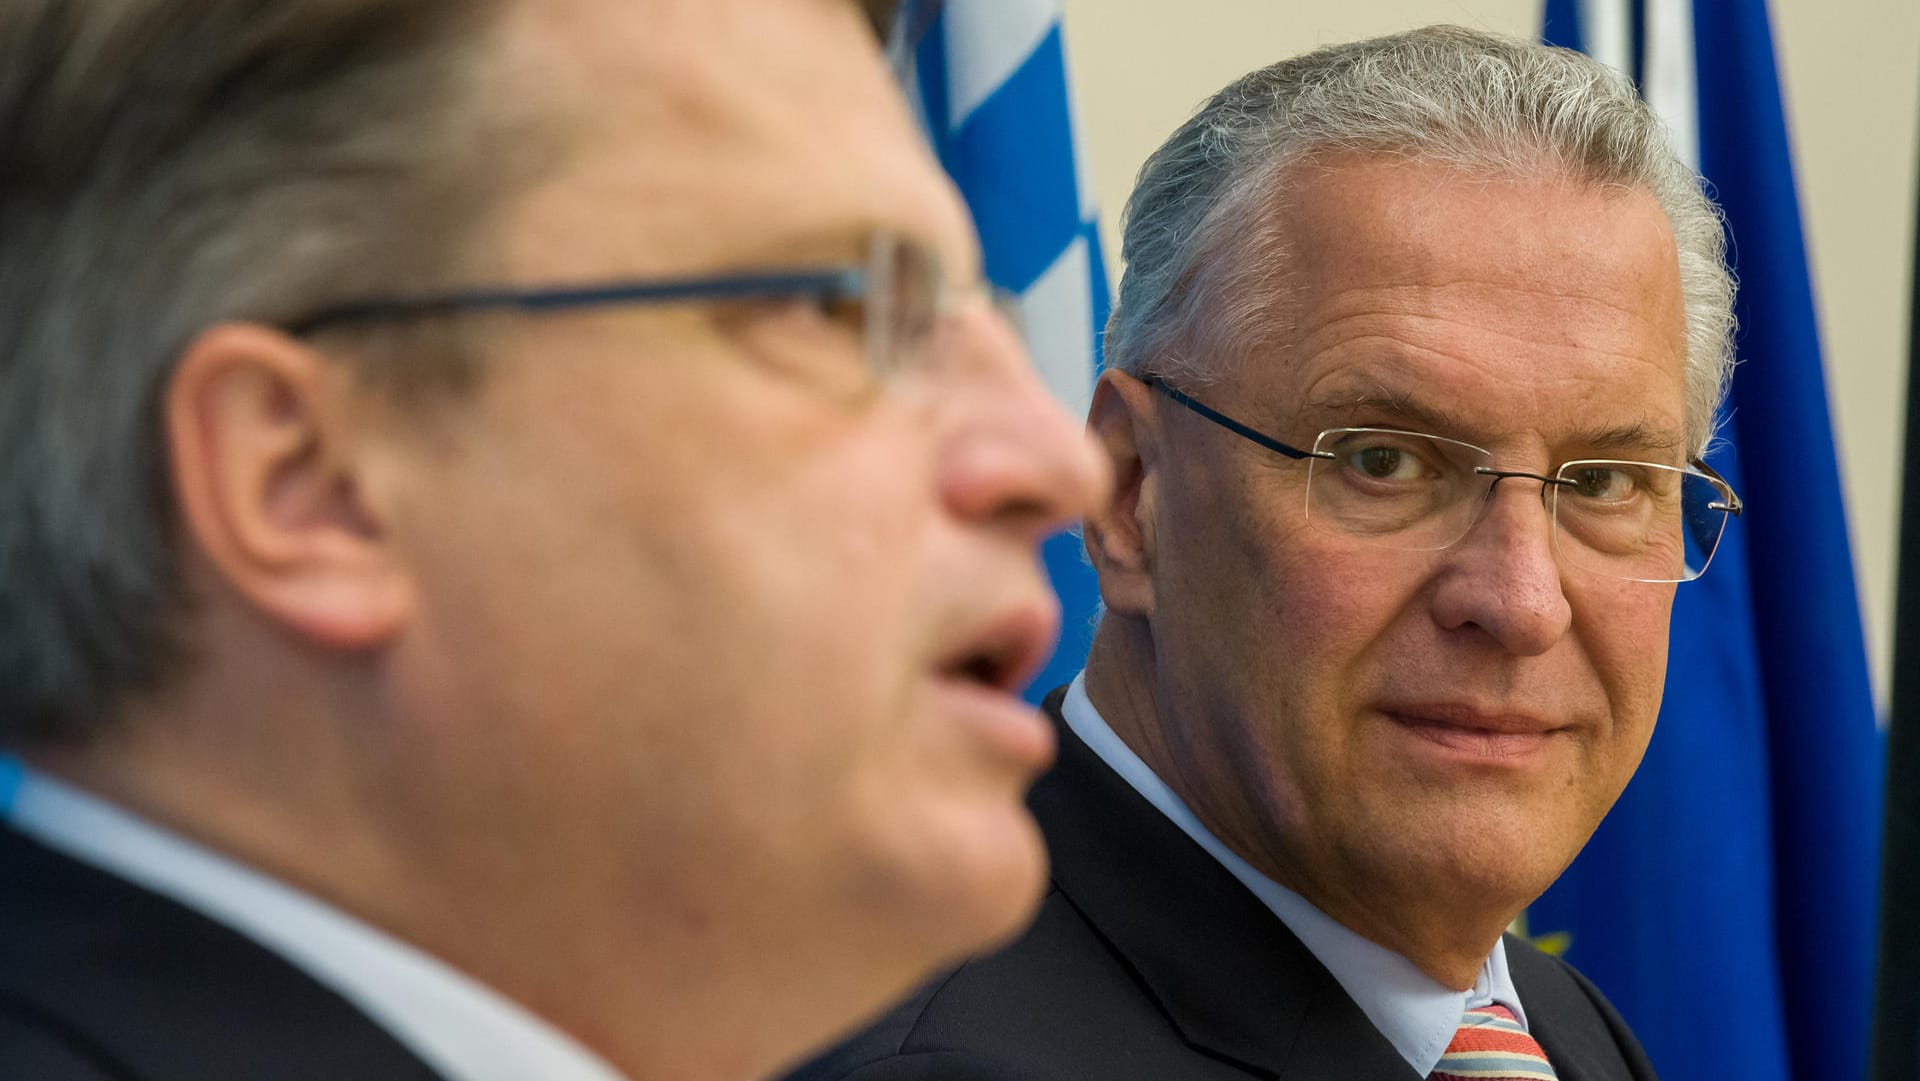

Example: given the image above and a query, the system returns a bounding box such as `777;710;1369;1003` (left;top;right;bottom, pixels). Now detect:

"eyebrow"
1574;420;1688;459
745;228;875;269
1301;386;1686;460
1300;387;1461;436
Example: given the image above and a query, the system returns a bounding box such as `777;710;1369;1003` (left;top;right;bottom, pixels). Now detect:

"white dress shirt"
1061;672;1527;1076
4;768;630;1081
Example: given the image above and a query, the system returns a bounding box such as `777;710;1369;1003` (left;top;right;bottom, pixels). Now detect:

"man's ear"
165;324;412;650
1083;369;1161;617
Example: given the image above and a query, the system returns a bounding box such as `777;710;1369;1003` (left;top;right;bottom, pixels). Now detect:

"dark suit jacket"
0;823;446;1081
788;688;1659;1081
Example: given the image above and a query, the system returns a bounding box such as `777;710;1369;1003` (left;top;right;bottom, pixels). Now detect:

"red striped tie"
1428;1004;1559;1080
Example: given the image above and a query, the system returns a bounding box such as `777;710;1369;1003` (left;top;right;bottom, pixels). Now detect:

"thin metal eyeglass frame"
1144;376;1333;463
281;233;945;383
1144;374;1744;578
285;267;869;338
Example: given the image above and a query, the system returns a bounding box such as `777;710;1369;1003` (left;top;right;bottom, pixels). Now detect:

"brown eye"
1355;446;1405;479
1567;466;1635;501
815;290;867;335
1336;439;1432;484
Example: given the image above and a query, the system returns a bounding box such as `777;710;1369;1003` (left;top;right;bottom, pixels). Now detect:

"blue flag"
1533;3;1883;1080
903;0;1107;704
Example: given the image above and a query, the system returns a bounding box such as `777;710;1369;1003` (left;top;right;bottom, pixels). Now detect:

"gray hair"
0;0;525;745
1105;24;1734;455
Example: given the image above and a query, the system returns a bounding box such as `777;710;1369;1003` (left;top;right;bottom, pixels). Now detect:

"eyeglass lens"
865;233;941;378
1303;428;1732;583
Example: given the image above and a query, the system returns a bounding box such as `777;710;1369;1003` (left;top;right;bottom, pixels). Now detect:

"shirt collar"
5;768;630;1081
1060;672;1525;1076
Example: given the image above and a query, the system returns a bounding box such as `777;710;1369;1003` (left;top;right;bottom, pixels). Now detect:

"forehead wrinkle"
1294;284;1678;364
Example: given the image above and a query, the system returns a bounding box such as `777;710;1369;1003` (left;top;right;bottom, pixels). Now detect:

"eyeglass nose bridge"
1457;465;1578;540
1472;466;1577;496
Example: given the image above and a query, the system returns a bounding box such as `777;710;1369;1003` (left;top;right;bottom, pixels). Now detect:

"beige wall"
1059;0;1920;708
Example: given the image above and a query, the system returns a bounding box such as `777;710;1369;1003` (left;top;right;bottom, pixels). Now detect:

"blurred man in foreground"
793;25;1739;1081
0;2;1105;1079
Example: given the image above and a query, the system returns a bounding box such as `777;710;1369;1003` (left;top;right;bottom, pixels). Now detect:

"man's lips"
1379;704;1567;761
934;599;1059;697
927;598;1061;771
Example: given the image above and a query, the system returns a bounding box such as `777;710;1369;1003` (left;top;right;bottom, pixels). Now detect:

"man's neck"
24;709;940;1081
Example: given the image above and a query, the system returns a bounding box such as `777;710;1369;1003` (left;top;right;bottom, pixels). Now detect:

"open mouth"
937;604;1055;696
950;649;1017;690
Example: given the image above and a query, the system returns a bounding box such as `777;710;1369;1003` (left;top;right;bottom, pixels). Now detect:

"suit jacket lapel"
1505;933;1638;1081
1031;689;1418;1079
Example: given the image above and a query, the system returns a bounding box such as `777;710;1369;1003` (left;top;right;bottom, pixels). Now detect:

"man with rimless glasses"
0;2;1105;1080
794;25;1735;1081
1145;378;1739;586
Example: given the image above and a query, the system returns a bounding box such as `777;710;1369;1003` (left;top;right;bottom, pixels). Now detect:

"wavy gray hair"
1105;24;1733;455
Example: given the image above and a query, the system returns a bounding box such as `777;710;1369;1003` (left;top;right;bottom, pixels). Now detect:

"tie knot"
1429;1003;1559;1080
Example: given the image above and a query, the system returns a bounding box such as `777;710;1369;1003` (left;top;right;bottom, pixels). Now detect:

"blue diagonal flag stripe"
912;1;1107;703
947;27;1084;292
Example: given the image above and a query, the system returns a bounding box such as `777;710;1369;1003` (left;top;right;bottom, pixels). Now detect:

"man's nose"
1427;476;1573;655
928;301;1111;536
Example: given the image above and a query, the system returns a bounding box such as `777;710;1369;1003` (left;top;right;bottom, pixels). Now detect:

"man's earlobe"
165;324;411;650
1082;370;1159;617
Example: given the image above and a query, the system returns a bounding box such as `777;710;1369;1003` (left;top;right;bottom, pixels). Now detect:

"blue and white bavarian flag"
901;0;1107;702
1532;3;1884;1081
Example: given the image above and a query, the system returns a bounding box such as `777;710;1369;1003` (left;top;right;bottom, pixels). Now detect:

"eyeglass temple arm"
1689;457;1744;516
1143;375;1330;462
285;267;866;337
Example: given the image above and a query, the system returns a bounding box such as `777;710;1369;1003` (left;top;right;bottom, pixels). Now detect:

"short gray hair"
1105;24;1733;455
0;0;522;745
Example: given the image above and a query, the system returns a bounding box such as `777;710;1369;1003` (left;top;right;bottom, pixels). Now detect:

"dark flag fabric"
901;0;1108;702
1870;88;1920;1081
1534;2;1884;1081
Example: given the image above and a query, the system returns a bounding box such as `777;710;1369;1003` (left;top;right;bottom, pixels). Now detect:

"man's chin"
860;795;1051;965
1328;800;1579;906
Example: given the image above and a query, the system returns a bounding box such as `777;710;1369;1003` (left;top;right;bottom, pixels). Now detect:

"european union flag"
0;757;17;812
903;0;1107;704
1532;2;1884;1080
